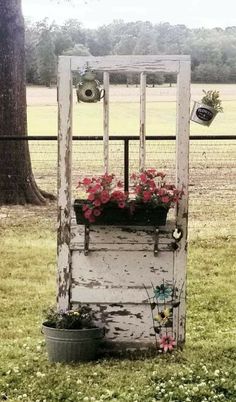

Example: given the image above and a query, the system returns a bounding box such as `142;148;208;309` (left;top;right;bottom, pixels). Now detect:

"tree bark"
0;0;49;205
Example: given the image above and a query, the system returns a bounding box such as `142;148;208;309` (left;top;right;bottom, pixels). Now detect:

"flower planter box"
74;199;168;226
190;101;218;126
42;324;103;363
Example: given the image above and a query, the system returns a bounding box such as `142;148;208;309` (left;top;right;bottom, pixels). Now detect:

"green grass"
0;211;235;401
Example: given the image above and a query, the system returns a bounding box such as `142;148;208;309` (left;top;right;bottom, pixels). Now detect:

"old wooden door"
57;55;191;352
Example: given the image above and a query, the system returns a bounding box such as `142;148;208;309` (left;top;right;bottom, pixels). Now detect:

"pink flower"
88;216;95;223
111;190;126;202
140;173;147;183
100;191;110;204
84;209;92;219
88;193;95;202
118;201;125;209
82;178;92;186
89;184;101;193
93;199;101;207
93;208;101;217
158;188;166;196
82;204;89;211
159;335;176;353
143;191;152;202
161;196;170;204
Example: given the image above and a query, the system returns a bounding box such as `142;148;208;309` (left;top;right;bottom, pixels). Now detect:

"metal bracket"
172;227;183;242
154;228;159;257
84;225;90;256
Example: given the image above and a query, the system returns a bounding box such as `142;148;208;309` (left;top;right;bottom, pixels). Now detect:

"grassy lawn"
0;210;235;402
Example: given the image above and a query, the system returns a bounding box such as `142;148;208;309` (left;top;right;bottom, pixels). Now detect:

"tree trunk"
0;0;48;205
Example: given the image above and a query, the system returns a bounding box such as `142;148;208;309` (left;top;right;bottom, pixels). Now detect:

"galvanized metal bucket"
190;101;218;126
42;324;103;363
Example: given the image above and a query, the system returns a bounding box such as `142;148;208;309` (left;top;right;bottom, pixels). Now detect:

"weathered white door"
57;55;191;352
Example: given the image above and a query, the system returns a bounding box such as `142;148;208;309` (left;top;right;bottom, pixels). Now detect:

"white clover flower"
214;369;220;376
221;378;226;382
36;371;45;378
83;397;89;401
77;379;82;384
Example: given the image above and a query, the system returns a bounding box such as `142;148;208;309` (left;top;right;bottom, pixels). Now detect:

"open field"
27;84;236;135
0;213;236;401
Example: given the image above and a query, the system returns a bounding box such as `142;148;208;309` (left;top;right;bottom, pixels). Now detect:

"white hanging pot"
190;101;218;127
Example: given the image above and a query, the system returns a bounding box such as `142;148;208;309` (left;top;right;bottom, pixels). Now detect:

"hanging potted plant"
42;305;103;363
74;169;183;226
190;89;223;126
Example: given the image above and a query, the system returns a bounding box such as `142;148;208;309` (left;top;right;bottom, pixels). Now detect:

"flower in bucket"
43;305;96;330
159;334;176;353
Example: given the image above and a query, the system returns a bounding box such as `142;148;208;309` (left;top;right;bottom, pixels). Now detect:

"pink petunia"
82;204;89;211
140;173;147;183
84;209;92;219
93;199;101;207
118;201;125;209
88;193;95;201
161;196;170;204
100;191;110;204
82;178;92;186
93;208;101;217
143;191;152;202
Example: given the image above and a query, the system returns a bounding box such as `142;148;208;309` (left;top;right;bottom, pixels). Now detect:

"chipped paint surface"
71;226;179;347
57;57;73;311
70;55;190;73
139;72;146;170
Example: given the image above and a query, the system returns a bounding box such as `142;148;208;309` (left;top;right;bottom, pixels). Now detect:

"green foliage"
201;90;224;112
37;22;56;87
43;305;96;329
25;19;236;86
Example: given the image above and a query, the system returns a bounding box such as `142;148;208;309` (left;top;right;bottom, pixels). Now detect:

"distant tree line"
25;19;236;86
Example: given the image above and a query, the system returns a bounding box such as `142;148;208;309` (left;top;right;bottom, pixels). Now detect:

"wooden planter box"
74;199;168;226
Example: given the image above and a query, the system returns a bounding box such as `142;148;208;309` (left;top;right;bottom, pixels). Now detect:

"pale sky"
22;0;236;29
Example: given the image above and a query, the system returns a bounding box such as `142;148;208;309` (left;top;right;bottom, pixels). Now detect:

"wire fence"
0;135;236;238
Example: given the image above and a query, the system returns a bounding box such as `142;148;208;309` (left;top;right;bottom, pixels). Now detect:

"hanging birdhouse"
76;67;105;103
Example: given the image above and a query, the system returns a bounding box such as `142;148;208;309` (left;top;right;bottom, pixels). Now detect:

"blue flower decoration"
154;284;173;301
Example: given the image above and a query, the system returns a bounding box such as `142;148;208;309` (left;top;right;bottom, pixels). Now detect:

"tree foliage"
25;19;236;85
